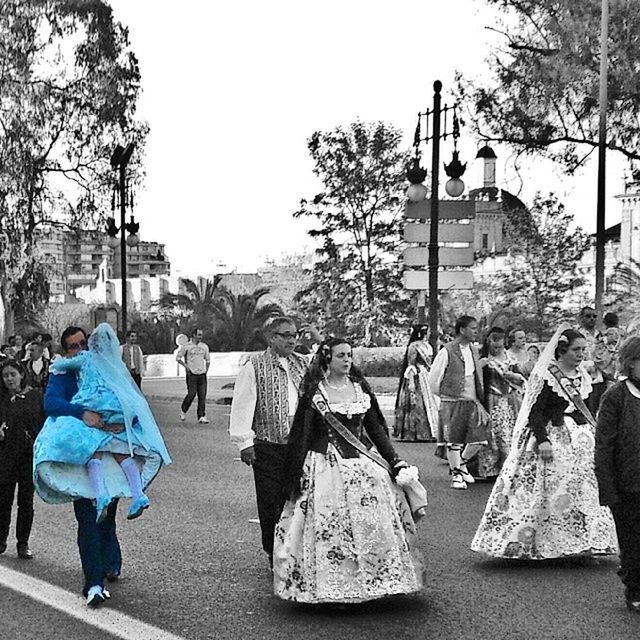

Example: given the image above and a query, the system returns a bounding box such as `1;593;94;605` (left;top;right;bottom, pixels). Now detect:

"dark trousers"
73;498;122;596
252;441;287;559
0;478;34;545
130;371;142;389
611;492;640;600
181;372;207;418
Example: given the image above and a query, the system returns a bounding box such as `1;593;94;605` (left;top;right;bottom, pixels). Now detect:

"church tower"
616;175;640;265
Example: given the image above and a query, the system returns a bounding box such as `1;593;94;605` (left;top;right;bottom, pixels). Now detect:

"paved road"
0;398;638;639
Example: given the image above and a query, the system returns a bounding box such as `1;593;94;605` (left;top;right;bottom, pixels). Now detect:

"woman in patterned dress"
471;327;618;559
394;325;440;442
475;327;525;479
273;338;425;603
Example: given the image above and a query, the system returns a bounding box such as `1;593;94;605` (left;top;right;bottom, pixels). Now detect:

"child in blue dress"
34;323;171;522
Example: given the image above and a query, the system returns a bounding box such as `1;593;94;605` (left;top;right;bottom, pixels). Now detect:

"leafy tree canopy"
487;193;591;338
293;121;412;345
457;0;640;172
0;0;147;333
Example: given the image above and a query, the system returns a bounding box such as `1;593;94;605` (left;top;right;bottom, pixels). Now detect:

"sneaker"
459;464;476;484
86;585;106;607
16;543;33;560
180;411;186;422
198;416;209;424
627;599;640;613
451;470;467;490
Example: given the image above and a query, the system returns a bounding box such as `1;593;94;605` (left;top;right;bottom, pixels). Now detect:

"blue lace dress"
34;350;171;504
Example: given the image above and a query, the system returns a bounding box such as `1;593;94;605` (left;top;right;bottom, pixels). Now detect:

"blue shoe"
96;496;111;524
127;495;149;520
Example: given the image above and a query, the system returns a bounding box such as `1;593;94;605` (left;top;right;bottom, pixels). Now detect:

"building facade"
35;223;171;301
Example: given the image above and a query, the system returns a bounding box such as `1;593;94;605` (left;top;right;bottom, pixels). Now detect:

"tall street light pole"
595;0;609;317
107;142;137;336
427;81;442;353
406;81;466;353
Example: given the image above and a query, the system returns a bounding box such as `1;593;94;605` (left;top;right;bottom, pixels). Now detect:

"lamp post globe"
406;182;428;202
445;177;465;197
107;235;120;249
126;233;140;247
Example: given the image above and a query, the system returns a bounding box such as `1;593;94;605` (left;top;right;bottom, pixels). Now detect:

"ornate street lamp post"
105;142;139;336
406;81;466;351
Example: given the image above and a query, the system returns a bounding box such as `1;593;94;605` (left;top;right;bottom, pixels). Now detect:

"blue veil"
89;323;171;464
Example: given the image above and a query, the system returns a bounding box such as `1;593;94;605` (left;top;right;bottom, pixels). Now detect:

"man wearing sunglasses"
42;326;123;607
229;316;309;568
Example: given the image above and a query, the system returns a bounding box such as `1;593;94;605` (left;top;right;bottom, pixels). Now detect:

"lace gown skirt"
476;395;517;479
471;416;618;559
273;444;425;603
393;366;439;441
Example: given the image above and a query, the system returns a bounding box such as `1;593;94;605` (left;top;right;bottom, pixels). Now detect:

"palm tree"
211;287;283;351
159;275;222;325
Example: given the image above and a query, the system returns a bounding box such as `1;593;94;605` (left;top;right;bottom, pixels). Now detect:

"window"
482;233;489;250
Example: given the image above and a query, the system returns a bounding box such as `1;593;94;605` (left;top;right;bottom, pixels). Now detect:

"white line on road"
0;564;189;640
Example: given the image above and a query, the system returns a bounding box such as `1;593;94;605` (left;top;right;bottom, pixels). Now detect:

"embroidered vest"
250;349;308;443
439;342;484;402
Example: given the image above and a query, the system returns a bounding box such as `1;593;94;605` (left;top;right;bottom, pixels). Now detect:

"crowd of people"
3;306;640;614
228;308;640;614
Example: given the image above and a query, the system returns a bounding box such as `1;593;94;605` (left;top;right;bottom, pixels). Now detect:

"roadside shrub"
352;347;404;378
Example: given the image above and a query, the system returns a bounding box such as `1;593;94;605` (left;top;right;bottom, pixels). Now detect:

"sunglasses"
66;339;87;351
273;332;298;340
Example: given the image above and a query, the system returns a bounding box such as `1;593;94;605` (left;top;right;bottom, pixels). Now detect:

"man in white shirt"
430;315;488;490
120;330;145;389
176;329;211;424
229;316;308;567
23;341;49;389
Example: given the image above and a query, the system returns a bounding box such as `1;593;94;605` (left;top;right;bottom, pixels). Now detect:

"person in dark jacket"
0;359;44;559
595;336;640;613
273;337;424;603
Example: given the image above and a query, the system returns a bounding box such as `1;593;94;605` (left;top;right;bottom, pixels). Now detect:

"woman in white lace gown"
471;327;618;559
273;338;424;603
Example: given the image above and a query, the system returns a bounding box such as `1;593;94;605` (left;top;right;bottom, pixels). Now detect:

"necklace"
325;376;350;390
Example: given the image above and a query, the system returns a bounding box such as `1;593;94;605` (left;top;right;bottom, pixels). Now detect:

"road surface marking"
0;564;188;640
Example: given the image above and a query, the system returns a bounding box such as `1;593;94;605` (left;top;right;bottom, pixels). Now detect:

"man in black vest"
430;315;488;490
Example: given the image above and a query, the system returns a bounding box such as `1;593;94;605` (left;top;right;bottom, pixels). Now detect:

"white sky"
108;0;626;277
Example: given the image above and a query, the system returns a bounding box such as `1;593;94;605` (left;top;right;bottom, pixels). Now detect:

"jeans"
0;478;34;545
252;441;287;559
73;498;122;596
181;372;207;418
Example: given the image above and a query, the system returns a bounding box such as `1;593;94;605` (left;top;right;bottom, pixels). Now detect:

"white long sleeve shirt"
228;358;299;451
429;343;476;397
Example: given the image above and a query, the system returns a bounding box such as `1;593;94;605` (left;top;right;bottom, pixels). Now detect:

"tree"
491;193;590;338
38;301;91;345
158;276;222;329
294;121;412;345
457;0;640;172
604;258;640;321
211;287;283;351
0;0;148;338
